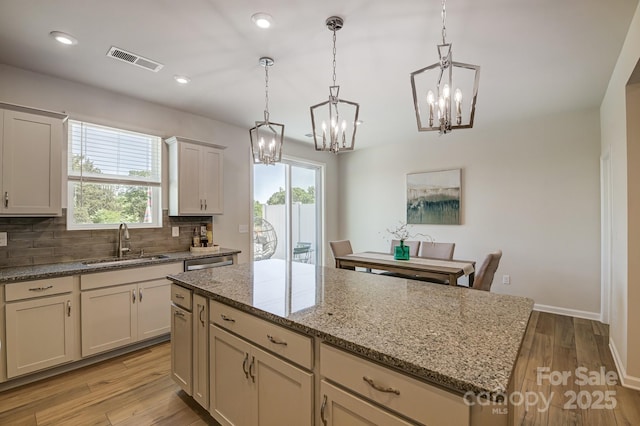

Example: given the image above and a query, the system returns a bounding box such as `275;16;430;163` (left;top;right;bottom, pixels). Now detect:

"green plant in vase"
386;221;433;260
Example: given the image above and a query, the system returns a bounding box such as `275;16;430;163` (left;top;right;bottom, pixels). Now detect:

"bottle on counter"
206;223;213;247
192;227;200;247
200;224;208;247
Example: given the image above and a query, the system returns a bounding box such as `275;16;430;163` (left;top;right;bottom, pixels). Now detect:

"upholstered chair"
417;242;455;260
329;240;354;270
470;250;503;291
389;239;420;256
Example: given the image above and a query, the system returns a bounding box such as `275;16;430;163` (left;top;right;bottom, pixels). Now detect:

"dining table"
334;251;476;286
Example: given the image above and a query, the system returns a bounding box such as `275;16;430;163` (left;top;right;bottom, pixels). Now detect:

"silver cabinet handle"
29;285;53;292
132;289;136;304
320;395;328;425
139;288;143;302
204;199;207;210
174;293;185;299
199;305;206;327
242;353;249;379
362;376;400;395
267;335;288;346
249;356;256;383
4;192;8;208
220;314;235;323
67;300;71;317
200;199;203;210
174;310;185;317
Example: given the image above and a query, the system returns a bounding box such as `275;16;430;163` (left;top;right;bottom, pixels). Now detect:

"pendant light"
310;16;360;153
410;0;480;134
250;57;285;165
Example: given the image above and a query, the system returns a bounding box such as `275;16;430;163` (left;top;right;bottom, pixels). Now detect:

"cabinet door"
171;304;192;395
192;294;209;409
210;325;253;426
1;109;62;215
137;279;170;340
253;345;313;426
320;381;413;426
201;146;223;214
5;294;75;378
81;284;137;357
178;142;203;214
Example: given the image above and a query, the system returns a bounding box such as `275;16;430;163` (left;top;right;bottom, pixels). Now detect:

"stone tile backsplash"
0;210;212;268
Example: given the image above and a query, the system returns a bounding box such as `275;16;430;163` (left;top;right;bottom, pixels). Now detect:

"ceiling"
0;0;638;149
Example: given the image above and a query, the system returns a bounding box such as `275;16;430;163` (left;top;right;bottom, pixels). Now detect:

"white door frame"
600;147;612;324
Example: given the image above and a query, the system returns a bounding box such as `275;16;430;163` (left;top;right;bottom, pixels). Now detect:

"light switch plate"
171;227;179;237
0;232;7;247
502;275;510;285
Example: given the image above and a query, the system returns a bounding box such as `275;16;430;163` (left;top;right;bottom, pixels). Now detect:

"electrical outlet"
171;227;179;237
502;274;511;285
0;232;7;247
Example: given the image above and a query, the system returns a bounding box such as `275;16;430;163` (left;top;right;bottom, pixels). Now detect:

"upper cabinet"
0;103;67;216
165;136;225;216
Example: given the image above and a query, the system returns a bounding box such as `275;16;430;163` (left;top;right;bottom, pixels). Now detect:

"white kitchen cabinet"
4;276;78;378
171;303;192;394
80;263;180;357
210;324;313;426
165;136;225;216
0;104;66;216
192;293;209;409
0;287;5;383
320;380;414;426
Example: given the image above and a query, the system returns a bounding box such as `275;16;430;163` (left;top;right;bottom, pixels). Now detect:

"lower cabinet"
320;380;414;426
192;293;209;409
80;263;180;357
171;303;192;394
4;277;78;378
209;324;313;426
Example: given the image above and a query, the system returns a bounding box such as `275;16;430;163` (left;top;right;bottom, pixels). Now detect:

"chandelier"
250;57;284;165
310;16;360;153
410;0;480;134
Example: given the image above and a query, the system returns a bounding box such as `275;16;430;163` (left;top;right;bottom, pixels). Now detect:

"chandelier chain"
441;0;447;44
332;28;337;86
264;64;270;120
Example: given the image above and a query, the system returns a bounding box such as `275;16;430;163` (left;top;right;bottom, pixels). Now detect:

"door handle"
67;300;71;317
242;353;249;379
132;289;136;304
139;288;143;302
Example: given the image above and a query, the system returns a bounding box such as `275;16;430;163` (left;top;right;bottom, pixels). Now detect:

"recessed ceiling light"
174;75;191;84
50;31;78;46
251;13;273;29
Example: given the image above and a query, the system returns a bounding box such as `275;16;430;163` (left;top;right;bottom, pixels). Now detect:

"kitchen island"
168;259;534;425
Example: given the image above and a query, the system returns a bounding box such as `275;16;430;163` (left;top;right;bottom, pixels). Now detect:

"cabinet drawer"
320;343;470;426
5;276;74;301
171;284;192;310
211;300;312;370
81;262;182;290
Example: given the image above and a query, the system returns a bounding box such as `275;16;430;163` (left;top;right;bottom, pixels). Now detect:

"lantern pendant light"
250;57;285;165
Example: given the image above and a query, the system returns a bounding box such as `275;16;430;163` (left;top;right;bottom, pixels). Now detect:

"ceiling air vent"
106;46;164;72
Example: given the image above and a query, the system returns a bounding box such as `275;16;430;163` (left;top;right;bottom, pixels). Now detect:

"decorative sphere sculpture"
253;217;277;260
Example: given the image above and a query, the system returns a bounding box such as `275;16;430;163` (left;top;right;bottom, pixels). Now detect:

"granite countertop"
0;248;241;283
168;259;534;400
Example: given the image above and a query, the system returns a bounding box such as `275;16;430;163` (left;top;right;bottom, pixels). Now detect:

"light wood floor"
1;312;639;425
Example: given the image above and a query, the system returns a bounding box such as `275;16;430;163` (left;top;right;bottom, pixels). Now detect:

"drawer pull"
220;314;235;323
363;376;401;395
174;310;185;318
267;335;288;346
199;305;206;327
174;293;185;299
28;285;53;292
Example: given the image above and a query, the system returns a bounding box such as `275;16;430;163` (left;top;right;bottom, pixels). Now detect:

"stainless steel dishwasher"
184;255;235;271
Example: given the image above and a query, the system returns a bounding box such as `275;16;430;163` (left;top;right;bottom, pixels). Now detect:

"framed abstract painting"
407;169;461;225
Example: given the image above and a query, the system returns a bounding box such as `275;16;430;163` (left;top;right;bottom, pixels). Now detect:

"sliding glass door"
253;158;322;265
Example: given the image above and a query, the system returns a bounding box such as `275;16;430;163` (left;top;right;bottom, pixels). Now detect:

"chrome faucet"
117;223;130;258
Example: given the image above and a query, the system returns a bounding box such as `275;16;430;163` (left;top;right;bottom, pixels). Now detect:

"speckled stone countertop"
0;248;241;283
168;259;534;399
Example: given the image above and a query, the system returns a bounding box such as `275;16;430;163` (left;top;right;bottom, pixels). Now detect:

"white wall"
0;63;338;265
339;108;602;315
600;0;640;386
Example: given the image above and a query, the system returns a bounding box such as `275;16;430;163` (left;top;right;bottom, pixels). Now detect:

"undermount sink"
83;254;170;267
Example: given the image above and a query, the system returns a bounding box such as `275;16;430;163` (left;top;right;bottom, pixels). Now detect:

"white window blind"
67;120;162;229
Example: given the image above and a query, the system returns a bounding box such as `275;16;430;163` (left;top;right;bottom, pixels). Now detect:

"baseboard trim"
533;303;601;321
609;338;640;391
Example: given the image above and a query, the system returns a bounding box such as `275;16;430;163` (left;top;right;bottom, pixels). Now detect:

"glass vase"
394;241;410;260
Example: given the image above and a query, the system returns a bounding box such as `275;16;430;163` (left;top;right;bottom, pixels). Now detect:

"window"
67;120;162;229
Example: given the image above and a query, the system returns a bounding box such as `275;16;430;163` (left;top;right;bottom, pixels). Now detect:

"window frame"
66;120;163;231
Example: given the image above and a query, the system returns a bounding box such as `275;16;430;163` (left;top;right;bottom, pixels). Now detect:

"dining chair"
469;250;503;291
417;242;455;260
389;239;420;256
329;240;355;270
